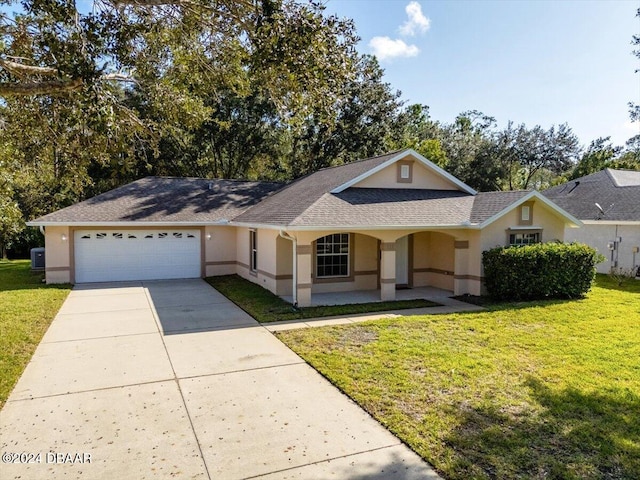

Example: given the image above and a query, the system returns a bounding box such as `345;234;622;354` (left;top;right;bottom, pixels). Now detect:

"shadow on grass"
206;274;439;323
453;294;577;313
593;273;640;294
444;376;640;479
0;261;71;292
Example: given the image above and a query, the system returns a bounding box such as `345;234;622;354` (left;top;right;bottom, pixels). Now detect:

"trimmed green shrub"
482;242;604;300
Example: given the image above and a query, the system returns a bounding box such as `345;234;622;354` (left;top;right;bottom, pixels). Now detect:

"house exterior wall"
565;223;640;273
355;158;460;190
205;226;236;276
412;231;456;291
275;235;293;295
44;226;72;284
480;200;566;252
236;227;281;294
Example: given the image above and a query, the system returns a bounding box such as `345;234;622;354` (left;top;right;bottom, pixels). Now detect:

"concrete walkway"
1;279;440;480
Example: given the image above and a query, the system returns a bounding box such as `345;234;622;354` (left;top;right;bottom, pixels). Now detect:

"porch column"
380;242;396;301
296;243;313;307
454;240;470;296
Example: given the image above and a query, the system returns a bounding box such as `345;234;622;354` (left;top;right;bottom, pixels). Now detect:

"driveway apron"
1;279;439;479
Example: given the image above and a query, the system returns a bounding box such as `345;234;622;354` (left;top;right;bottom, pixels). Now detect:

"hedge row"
482;242;604;300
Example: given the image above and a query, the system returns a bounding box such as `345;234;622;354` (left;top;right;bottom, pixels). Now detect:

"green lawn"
0;260;71;407
206;274;440;322
277;275;640;479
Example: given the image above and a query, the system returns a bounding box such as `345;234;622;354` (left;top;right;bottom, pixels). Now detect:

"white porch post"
296;243;313;307
380;242;396;301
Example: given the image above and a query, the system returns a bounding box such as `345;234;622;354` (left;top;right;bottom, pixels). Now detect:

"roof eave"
580;220;640;225
231;221;475;231
26;219;231;227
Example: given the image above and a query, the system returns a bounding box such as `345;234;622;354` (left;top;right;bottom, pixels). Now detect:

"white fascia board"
580;220;640;226
330;148;477;195
26;220;230;227
478;191;583;229
232;222;473;231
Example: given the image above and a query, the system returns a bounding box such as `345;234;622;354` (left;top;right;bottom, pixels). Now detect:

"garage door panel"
74;229;201;283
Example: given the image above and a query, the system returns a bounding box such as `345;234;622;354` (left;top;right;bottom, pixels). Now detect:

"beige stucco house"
28;149;582;306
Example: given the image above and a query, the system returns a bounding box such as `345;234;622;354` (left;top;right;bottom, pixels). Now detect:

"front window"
316;233;350;278
509;232;540;246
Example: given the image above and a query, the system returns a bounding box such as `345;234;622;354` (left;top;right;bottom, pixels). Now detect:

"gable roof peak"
329;148;477;195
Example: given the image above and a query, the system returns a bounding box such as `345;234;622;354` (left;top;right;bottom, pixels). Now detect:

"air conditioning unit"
31;247;45;270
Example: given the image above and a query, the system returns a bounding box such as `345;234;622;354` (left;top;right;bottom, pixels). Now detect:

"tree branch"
0;59;59;78
102;73;137;83
109;0;198;6
0;79;83;97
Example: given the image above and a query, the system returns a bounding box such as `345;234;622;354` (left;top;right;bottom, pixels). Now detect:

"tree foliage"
0;156;25;259
629;7;640;122
0;1;638;259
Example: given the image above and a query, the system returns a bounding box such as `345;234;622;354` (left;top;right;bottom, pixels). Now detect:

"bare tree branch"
109;0;199;6
102;73;137;83
0;59;59;78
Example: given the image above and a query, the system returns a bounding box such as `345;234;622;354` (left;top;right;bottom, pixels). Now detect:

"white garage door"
74;229;201;283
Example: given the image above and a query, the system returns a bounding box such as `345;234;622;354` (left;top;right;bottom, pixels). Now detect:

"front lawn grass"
0;260;71;407
277;274;640;479
206;274;440;323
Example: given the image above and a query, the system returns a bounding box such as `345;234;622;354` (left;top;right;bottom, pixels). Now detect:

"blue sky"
324;0;640;148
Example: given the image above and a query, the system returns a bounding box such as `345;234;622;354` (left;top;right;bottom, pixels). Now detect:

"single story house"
543;168;640;274
28;149;582;306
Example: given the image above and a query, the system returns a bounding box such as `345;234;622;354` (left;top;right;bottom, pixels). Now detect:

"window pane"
316;234;349;277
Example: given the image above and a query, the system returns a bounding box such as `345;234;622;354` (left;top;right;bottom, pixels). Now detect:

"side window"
509;231;541;246
250;230;257;272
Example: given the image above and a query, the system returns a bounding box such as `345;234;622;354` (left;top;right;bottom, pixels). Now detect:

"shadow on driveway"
143;279;259;335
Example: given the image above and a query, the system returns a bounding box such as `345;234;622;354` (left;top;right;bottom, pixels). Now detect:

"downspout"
279;230;297;306
39;226;45;235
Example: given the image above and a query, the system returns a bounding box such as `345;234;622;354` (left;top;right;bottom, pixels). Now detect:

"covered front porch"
275;229;482;307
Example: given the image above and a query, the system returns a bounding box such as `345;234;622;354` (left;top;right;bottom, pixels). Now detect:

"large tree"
0;0;361;209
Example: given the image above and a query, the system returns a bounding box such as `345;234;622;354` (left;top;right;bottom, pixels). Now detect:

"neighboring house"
28;149;581;306
543;168;640;274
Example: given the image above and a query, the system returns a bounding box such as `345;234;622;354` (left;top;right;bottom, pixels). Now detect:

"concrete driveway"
1;279;439;480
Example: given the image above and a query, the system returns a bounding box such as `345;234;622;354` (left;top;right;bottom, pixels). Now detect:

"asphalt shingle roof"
542;169;640;221
30;150;544;228
291;189;475;227
31;177;283;224
470;190;531;224
233;151;402;225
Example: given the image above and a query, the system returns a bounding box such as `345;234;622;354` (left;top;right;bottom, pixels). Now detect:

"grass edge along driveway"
276;275;640;479
0;260;71;407
206;274;440;323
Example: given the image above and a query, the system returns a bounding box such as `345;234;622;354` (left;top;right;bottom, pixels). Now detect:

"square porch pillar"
454;240;470;296
296;243;313;307
380;242;396;301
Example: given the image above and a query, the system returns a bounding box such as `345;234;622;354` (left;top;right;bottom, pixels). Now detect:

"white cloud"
399;1;430;37
369;36;420;60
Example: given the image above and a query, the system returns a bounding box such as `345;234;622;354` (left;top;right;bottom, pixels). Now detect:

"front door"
395;236;409;287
